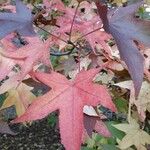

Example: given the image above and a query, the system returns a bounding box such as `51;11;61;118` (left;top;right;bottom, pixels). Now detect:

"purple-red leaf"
96;1;150;96
0;120;17;135
84;115;111;137
0;0;35;39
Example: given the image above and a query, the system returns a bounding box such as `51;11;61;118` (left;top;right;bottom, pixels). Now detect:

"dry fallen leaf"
114;80;150;120
113;119;150;150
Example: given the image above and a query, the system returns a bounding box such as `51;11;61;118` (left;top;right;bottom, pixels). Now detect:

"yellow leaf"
0;83;36;117
111;0;127;6
113;119;150;150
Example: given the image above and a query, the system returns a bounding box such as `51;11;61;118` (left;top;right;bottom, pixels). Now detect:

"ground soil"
0;118;65;150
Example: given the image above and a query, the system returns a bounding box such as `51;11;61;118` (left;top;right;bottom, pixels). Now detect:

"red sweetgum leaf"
48;0;111;55
96;1;150;96
0;52;15;81
0;0;35;39
12;68;116;150
1;34;18;51
0;34;23;81
0;37;51;82
43;0;65;12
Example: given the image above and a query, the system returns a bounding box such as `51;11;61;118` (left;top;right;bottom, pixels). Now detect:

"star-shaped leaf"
0;37;51;83
96;1;150;96
113;119;150;150
12;68;116;150
0;0;35;39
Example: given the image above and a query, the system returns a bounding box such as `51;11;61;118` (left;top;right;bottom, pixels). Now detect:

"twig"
50;47;75;56
69;2;80;41
74;27;102;43
34;24;68;44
